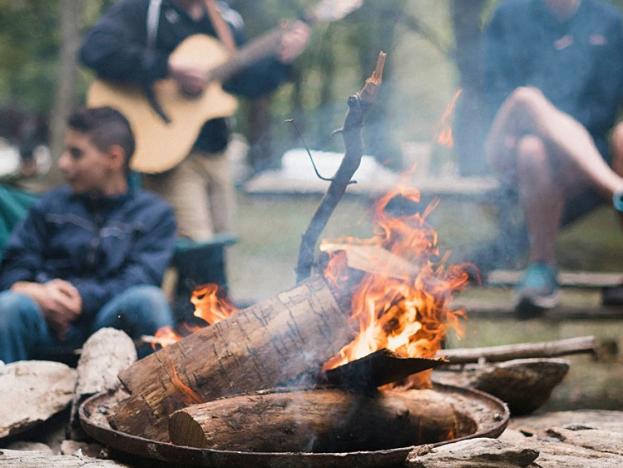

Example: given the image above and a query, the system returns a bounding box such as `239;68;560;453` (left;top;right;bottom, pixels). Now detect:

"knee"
509;86;545;111
121;285;173;327
0;291;42;331
612;123;623;152
516;134;549;173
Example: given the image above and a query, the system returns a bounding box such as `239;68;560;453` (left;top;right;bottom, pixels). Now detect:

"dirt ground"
227;193;623;410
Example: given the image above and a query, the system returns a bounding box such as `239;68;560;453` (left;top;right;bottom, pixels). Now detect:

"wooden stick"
295;51;386;283
169;388;459;452
438;336;597;364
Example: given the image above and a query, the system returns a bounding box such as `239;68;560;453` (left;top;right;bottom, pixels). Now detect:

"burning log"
108;275;355;441
439;336;597;364
168;388;460;452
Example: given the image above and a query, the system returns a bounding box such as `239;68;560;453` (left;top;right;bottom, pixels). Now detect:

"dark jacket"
0;186;176;319
484;0;623;156
79;0;291;153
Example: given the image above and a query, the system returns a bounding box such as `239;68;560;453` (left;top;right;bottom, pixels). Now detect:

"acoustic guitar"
87;0;363;174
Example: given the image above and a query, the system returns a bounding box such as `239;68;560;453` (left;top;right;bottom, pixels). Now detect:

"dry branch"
438;336;596;364
0;361;76;439
168;388;459;452
295;51;386;282
108;275;355;441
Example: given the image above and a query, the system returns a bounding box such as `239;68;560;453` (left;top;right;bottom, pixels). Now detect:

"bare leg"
515;135;563;264
486;87;623;198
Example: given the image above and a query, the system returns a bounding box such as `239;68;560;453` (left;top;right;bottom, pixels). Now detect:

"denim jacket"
0;186;176;318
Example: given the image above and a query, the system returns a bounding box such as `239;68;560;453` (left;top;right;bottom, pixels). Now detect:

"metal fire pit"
80;384;509;468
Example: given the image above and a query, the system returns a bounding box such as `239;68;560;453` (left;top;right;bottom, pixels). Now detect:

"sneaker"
514;262;560;319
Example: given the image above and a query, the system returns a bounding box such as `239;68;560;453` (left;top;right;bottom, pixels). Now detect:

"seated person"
0;107;176;363
483;0;623;316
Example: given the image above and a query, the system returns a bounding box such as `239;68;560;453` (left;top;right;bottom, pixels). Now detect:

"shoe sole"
514;291;560;319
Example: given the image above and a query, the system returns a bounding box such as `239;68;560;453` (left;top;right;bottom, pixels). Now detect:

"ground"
228;192;623;410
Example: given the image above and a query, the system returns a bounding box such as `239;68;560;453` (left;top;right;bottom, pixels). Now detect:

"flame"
168;364;203;405
435;89;462;148
322;185;468;389
149;284;238;349
191;283;237;325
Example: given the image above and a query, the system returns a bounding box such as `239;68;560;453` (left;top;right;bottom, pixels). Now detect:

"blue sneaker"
514;262;559;318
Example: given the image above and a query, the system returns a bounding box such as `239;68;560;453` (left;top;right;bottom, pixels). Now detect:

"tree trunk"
46;0;82;190
450;0;489;176
168;388;459;452
108;275;355;441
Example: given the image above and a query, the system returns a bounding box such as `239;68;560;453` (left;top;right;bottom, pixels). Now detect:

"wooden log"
67;328;137;440
433;358;569;415
168;388;459;452
406;438;539;467
438;336;596;364
0;361;76;439
0;449;129;467
108;275;355;441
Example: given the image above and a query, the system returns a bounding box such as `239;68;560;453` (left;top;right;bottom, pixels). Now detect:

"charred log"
108;275;355;441
168;388;460;452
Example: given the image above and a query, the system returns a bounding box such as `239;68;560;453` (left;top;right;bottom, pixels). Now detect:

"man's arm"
71;201;177;318
79;0;169;84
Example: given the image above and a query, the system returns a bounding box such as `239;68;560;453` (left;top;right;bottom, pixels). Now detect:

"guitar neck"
210;28;283;83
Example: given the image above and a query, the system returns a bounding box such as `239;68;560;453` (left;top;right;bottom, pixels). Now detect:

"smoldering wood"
295;52;386;283
168;388;459;452
406;437;539;467
0;361;76;439
433;358;569;415
108;275;355;441
323;348;443;389
0;449;129;467
67;329;137;440
438;336;597;364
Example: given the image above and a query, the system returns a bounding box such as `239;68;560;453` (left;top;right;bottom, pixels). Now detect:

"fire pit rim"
79;383;509;467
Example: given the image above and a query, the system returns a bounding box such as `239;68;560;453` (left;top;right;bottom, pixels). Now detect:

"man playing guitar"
80;0;309;241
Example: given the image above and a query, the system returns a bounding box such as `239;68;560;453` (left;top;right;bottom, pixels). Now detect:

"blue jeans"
0;285;173;363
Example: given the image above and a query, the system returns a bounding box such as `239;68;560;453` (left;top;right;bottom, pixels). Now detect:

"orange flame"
149;284;238;349
169;365;203;405
322;185;468;389
435;89;462;148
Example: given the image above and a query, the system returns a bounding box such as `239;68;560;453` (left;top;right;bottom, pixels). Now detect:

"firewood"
67;329;137;440
406;438;539;467
108;275;355;441
295;52;386;282
433;358;569;415
0;361;76;439
0;449;129;467
439;336;596;364
168;388;459;452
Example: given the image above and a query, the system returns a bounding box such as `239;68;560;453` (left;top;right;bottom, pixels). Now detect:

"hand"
11;280;82;340
168;61;207;97
278;21;310;64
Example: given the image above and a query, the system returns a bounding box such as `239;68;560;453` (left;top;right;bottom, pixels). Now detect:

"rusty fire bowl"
79;384;509;468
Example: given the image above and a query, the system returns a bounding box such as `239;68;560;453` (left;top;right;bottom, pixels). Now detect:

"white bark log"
0;361;76;439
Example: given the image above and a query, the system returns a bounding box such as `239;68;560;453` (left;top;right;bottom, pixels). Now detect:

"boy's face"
58;129;117;194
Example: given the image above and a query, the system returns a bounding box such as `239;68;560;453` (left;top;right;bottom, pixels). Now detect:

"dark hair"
67;107;135;172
